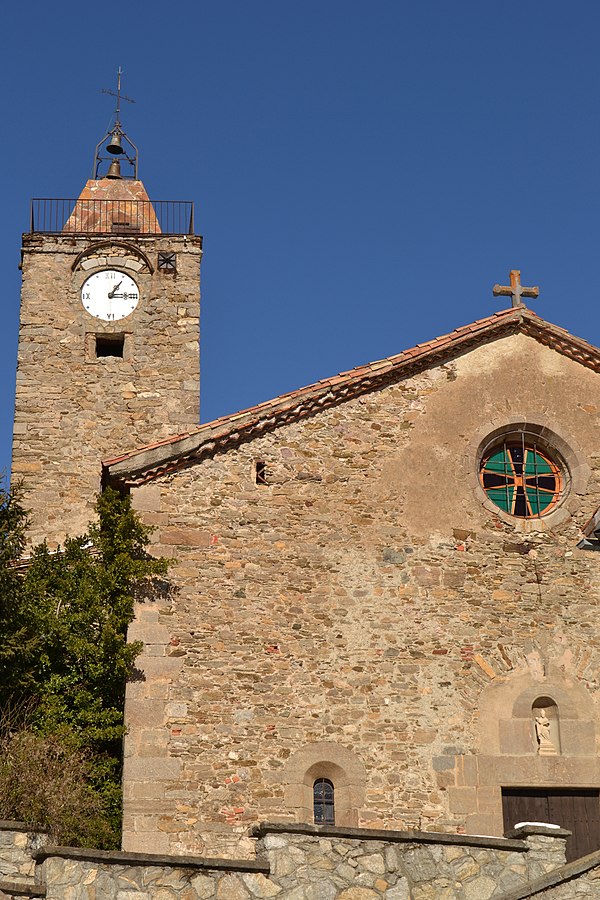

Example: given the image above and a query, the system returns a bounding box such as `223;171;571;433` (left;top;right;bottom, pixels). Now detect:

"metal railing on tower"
29;199;195;235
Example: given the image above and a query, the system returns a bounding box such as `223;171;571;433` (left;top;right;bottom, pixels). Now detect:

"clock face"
81;269;140;321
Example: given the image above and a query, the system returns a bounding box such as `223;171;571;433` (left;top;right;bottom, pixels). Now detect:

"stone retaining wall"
0;822;48;883
34;847;269;900
0;821;48;899
251;824;563;899
4;821;596;899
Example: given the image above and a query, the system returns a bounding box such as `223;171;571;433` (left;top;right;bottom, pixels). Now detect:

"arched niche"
444;665;600;839
532;696;561;755
475;668;597;757
281;741;366;827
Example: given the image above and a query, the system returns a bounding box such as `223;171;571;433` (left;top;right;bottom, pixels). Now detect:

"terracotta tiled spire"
63;177;161;234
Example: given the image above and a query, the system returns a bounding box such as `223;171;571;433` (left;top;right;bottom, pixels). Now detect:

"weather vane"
101;66;136;128
93;67;139;180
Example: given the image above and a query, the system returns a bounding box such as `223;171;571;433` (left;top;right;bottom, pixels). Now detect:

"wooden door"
502;788;600;862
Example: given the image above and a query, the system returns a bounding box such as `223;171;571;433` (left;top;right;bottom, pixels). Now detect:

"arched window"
283;743;366;827
313;778;335;825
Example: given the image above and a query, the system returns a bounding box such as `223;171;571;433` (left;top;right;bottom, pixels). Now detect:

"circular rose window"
479;439;563;518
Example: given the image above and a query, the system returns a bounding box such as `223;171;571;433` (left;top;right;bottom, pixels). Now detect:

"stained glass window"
480;440;562;518
313;778;335;825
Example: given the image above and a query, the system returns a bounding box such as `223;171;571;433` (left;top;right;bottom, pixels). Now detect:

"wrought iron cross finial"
492;270;539;309
95;68;139;179
101;67;135;126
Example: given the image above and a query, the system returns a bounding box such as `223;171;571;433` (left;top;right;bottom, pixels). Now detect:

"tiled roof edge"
104;308;600;485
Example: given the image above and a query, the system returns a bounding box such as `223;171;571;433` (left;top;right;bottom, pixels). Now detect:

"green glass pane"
525;487;553;514
483;443;561;518
527;491;540;516
487;487;513;512
524;451;553;475
485;450;511;474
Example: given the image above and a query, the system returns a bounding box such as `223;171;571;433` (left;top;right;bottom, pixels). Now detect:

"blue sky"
2;2;599;481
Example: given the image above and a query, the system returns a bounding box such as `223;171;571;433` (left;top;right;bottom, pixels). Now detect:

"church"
9;99;600;898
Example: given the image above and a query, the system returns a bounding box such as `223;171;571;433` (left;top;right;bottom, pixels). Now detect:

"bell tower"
12;78;202;546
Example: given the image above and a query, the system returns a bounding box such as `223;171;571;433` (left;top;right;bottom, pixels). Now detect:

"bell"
106;130;124;154
106;159;122;179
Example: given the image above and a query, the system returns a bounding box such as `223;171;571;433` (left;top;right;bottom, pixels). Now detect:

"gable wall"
123;334;600;857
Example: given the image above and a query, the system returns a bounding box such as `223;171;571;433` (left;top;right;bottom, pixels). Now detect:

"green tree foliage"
0;485;170;847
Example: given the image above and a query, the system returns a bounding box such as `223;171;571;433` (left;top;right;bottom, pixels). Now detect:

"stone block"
337;889;379;900
136;656;185;681
126;622;170;645
240;872;282;897
80;258;102;270
385;879;410;900
192;873;219;899
161;527;210;547
125;699;166;728
560;720;596;755
476;785;502;815
456;755;478;787
465;812;502;838
126;729;169;757
216;874;252;899
448;787;478;815
123;756;181;782
131;486;163;512
476;756;535;786
463;874;496;899
499;719;535;755
123;781;166;802
125;681;170;701
121;831;170;854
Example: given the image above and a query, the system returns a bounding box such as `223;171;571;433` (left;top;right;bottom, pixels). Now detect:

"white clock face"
81;269;140;321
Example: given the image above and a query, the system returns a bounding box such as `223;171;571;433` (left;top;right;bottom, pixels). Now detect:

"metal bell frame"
93;125;139;180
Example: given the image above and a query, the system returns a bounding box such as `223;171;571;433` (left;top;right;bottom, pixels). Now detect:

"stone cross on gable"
492;270;539;309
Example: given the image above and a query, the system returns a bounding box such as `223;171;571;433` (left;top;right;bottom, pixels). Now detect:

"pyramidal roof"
104;306;600;487
63;177;160;234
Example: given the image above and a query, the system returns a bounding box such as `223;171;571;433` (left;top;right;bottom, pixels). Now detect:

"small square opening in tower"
255;460;268;485
96;334;125;358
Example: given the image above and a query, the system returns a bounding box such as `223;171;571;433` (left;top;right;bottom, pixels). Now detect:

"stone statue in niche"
534;707;558;756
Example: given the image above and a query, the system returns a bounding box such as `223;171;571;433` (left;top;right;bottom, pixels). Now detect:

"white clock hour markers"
81;269;140;321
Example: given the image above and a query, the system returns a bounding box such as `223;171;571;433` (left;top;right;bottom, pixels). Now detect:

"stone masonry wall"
12;232;201;546
519;869;600;899
123;334;600;857
0;822;47;884
1;822;586;899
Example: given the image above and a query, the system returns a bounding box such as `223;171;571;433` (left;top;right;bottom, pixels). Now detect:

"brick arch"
71;240;154;273
454;638;600;723
281;742;366;827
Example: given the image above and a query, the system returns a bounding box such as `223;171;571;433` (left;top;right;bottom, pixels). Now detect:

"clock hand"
108;280;123;299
